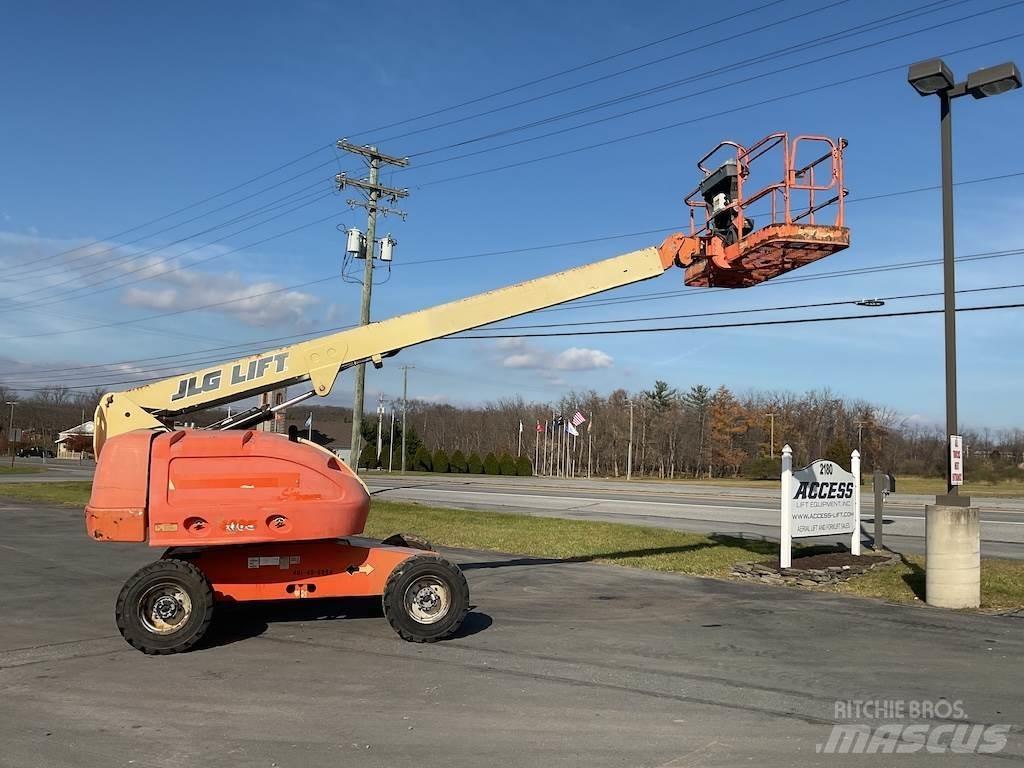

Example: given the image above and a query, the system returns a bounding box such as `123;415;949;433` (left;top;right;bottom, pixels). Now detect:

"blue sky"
2;0;1023;428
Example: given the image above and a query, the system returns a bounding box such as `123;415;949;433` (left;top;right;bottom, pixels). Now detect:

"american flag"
570;411;587;427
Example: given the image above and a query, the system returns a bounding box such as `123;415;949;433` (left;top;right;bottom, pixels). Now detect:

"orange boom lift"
85;134;848;654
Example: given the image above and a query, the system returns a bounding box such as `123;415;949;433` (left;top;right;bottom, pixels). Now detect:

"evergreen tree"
499;453;516;475
413;445;432;472
450;449;468;473
468;452;484;474
516;455;533;476
826;437;853;468
483;452;500;475
432;448;450;473
358;442;377;470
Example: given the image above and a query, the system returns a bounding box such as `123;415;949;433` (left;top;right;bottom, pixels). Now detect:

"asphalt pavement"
1;497;1022;767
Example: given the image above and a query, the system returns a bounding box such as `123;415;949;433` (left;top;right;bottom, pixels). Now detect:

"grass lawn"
0;465;46;475
3;481;1021;611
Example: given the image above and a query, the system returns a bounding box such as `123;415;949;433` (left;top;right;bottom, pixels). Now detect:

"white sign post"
949;435;964;486
780;445;861;568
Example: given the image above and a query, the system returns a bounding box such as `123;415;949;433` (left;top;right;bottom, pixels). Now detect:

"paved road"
1;498;1022;767
5;460;1023;558
361;474;1024;560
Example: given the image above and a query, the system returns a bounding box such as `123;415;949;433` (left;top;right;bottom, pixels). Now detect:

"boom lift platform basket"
84;132;849;654
663;132;849;288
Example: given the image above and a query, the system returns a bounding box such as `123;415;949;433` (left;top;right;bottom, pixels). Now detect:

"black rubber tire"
382;555;469;643
115;558;214;655
380;532;434;551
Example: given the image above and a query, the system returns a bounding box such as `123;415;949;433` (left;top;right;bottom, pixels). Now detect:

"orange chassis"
87;429;468;653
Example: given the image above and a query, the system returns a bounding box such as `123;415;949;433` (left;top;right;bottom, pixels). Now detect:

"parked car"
16;447;55;458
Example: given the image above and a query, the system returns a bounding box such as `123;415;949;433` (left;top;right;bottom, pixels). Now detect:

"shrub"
467;452;484;474
358;443;377;470
516;456;533;476
432;449;450;473
413;445;432;472
742;456;781;480
483;452;500;475
499;453;516;476
450;449;468;473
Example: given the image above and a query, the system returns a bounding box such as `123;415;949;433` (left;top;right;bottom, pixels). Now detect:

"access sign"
950;435;964;486
789;460;858;537
779;446;862;568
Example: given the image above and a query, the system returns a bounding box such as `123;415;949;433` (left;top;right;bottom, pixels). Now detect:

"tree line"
4;381;1022;481
397;382;1024;480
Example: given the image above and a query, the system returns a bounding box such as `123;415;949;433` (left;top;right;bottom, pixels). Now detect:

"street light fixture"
906;56;1021;504
907;56;1020;609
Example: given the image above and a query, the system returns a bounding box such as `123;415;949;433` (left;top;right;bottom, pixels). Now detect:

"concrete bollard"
925;504;980;609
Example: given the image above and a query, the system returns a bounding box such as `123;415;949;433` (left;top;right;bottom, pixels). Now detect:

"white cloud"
121;270;320;328
494;338;613;371
0;230;321;329
551;347;613;370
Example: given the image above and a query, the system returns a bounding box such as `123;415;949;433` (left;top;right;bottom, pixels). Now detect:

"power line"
550;247;1024;313
0;192;339;315
11;279;1022;387
466;282;1024;331
410;29;1024;188
402;0;961;162
10;302;1024;392
13;143;335;276
5;160;342;283
346;0;795;140
2;182;336;307
396;171;1024;268
4;173;1020;344
449;302;1024;339
374;0;856;146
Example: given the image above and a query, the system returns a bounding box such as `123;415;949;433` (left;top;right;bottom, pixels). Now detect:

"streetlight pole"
6;402;16;469
908;57;1022;502
907;56;1021;609
626;400;635;481
939;87;960;501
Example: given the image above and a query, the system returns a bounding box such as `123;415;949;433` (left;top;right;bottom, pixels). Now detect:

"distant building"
258;388;289;433
55;420;94;459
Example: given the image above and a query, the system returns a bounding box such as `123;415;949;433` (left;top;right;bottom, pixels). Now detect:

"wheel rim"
138;581;193;635
403;575;450;624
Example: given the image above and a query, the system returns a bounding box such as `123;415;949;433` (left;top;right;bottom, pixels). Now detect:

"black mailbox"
873;470;896;494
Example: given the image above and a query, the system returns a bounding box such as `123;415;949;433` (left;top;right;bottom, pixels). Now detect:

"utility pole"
6;402;17;469
854;420;868;456
389;406;396;473
400;365;414;473
587;412;593;479
336;139;409;474
626;400;635;481
376;393;385;464
766;412;776;459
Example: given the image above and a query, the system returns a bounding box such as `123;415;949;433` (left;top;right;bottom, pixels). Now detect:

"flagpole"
542;420;548;476
389;408;395;473
536;421;544;475
587;411;593;479
517;420;522;458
